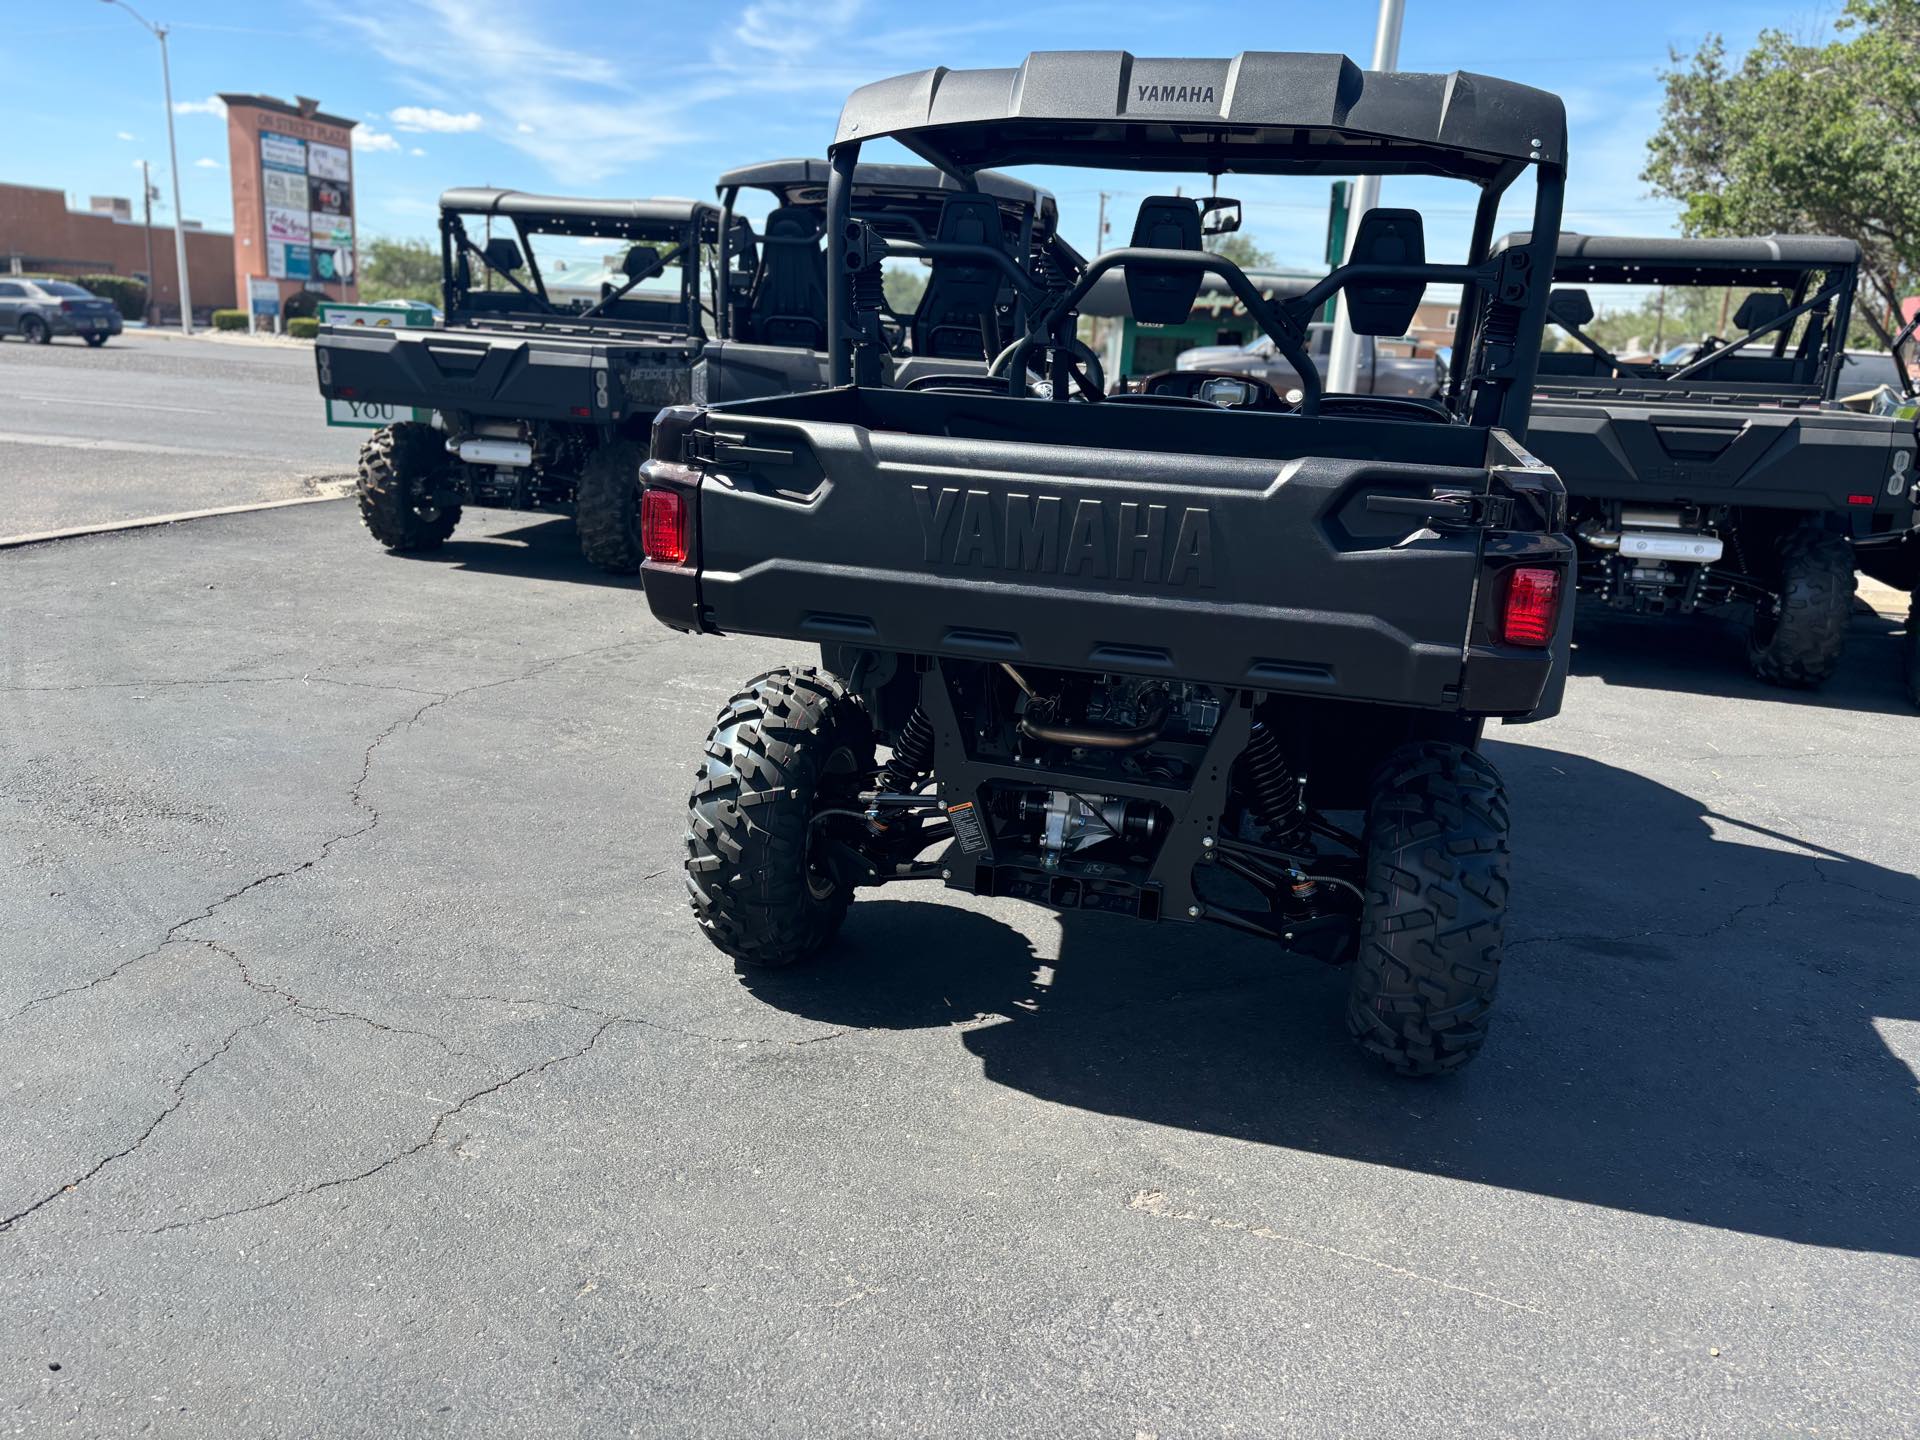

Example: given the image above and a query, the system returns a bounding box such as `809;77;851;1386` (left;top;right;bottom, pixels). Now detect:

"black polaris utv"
638;51;1576;1076
1507;234;1919;687
316;170;1056;573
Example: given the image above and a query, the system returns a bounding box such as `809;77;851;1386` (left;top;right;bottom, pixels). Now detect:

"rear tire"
84;332;109;348
1346;741;1509;1077
1747;524;1853;688
1905;597;1919;711
686;667;875;968
22;316;50;345
575;440;642;573
356;422;459;551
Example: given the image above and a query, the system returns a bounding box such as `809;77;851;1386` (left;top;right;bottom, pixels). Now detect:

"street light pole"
102;0;193;335
1326;0;1406;394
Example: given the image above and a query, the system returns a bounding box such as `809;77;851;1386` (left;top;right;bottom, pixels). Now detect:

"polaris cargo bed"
643;388;1571;714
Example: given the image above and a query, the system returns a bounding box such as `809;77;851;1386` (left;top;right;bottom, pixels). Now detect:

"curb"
0;492;349;551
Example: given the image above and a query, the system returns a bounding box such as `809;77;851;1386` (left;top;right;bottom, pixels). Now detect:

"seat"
1342;208;1425;336
1732;291;1790;336
1124;196;1204;325
912;194;1007;361
747;205;828;349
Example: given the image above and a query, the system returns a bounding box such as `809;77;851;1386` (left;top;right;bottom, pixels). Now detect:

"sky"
4;0;1847;268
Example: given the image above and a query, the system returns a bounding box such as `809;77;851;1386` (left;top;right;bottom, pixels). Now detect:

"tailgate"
315;325;692;423
667;409;1516;709
1526;394;1916;517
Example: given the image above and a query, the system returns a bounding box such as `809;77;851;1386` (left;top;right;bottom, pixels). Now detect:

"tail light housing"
1501;566;1560;647
641;486;687;564
59;300;77;313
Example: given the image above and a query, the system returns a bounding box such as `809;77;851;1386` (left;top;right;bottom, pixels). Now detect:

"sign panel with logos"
311;246;354;282
306;141;350;182
248;276;280;317
310;178;349;214
263;167;309;211
265;204;309;244
267;242;312;280
317;303;434;427
260;131;306;172
309;213;353;249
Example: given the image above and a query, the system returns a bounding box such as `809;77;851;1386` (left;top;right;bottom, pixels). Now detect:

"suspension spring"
1241;721;1307;852
882;706;936;792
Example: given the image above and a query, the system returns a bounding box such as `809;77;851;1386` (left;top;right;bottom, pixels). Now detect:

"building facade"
0;181;234;317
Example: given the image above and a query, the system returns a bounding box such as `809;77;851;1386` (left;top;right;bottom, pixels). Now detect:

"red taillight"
1847;494;1874;506
60;300;77;313
1502;566;1560;647
570;405;591;418
641;486;687;564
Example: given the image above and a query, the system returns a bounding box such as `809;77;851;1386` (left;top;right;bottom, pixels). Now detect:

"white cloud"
355;127;403;153
116;130;136;141
409;146;427;157
733;0;862;52
516;122;535;134
194;157;222;169
174;96;226;118
391;105;482;133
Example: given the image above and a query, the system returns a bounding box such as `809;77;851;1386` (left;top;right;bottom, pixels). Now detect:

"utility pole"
140;161;157;325
1327;0;1406;394
101;1;193;335
1096;192;1111;254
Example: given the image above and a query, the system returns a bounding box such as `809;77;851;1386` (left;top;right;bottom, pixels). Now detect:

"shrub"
77;274;148;322
287;317;318;340
211;309;248;331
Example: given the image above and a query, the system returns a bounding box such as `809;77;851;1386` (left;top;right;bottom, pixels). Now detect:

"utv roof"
438;188;718;226
716;158;1050;208
832;51;1565;183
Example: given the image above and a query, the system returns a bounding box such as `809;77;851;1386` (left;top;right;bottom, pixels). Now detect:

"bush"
77;274;148;322
211;309;248;331
287;317;318;340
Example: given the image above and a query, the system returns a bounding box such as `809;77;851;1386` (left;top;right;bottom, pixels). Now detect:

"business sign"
307;141;350;182
309;212;352;249
248;276;280;317
267;242;311;280
311;246;353;282
317;302;434;427
311;178;349;214
260;131;305;172
263;167;309;211
265;203;309;245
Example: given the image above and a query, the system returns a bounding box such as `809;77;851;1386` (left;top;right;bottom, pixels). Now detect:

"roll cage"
1502;232;1887;398
711;159;1059;355
436;188;725;336
821;50;1567;431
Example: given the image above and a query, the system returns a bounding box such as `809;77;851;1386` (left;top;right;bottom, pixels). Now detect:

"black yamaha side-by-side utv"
639;51;1576;1075
315;167;1056;572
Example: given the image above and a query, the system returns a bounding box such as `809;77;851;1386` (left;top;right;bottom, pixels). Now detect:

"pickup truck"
1175;322;1444;399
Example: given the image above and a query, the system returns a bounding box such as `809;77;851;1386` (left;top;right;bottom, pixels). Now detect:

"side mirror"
1200;197;1242;237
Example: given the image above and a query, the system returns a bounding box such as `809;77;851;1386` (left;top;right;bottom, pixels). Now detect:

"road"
0;330;362;537
1;502;1915;1437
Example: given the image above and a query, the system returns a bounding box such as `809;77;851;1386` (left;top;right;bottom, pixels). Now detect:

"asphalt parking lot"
3;490;1916;1436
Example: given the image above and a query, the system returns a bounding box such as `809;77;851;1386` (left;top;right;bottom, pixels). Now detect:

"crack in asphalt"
7;641;642;1023
460;992;853;1049
0;1008;283;1234
144;1015;628;1236
1507;877;1803;955
0;673;448;698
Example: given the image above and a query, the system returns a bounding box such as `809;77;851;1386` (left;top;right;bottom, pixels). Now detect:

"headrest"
622;245;663;281
482;237;524;274
1342;208;1424;337
1733;291;1790;333
934;193;1001;248
763;205;823;242
1126;196;1204;326
1547;288;1595;329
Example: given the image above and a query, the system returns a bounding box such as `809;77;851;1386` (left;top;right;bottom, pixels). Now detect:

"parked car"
1175;321;1444;399
0;278;123;346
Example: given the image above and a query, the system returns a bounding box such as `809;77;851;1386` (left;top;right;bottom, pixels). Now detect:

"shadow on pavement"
403;514;641;590
1569;601;1913;715
737;743;1920;1257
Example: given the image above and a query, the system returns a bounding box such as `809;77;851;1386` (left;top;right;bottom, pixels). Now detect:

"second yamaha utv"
316;167;1055;571
640;51;1576;1075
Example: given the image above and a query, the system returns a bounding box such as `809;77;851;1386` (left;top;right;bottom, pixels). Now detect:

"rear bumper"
50;311;121;336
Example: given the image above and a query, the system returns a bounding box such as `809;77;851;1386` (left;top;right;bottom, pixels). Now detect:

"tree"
1204;231;1275;271
356;237;442;306
1644;0;1920;345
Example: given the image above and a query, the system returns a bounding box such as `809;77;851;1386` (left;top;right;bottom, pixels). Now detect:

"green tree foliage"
882;262;926;315
78;274;148;322
1204;231;1276;270
356;237;443;306
1644;0;1920;344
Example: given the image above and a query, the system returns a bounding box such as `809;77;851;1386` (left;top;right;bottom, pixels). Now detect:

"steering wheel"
989;335;1106;401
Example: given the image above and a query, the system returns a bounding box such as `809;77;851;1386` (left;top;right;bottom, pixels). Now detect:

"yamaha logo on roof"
1135;82;1217;106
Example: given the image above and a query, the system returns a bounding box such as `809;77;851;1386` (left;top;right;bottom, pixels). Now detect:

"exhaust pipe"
453;438;533;468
